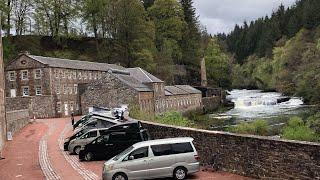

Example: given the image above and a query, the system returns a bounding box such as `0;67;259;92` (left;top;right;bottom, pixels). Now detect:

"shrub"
281;117;319;142
307;113;320;134
155;112;194;127
228;120;269;136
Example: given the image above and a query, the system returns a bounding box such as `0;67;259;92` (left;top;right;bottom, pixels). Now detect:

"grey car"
102;137;200;180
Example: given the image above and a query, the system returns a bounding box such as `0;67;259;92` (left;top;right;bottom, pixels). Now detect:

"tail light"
194;155;200;161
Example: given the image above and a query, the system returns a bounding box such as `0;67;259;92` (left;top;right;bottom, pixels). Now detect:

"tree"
12;0;33;35
142;0;154;10
148;0;186;63
204;38;231;88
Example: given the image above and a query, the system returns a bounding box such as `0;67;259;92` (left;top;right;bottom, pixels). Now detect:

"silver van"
102;137;200;180
68;128;109;154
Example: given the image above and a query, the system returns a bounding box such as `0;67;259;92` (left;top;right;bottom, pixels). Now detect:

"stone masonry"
0;23;6;153
141;120;320;179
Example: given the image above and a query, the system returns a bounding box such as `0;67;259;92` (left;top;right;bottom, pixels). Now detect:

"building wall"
139;92;154;113
141;120;320;179
155;93;202;114
50;67;105;117
80;73;139;114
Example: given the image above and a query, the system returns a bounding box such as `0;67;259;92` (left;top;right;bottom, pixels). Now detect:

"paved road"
0;118;251;180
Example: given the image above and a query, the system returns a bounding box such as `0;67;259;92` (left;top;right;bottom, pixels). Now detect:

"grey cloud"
194;0;297;34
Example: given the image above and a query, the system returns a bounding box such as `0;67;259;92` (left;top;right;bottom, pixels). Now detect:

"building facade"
5;54;202;118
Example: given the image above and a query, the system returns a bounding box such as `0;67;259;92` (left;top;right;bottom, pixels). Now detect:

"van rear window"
151;142;194;156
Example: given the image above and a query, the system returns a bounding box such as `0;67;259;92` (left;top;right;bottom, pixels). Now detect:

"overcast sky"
193;0;297;35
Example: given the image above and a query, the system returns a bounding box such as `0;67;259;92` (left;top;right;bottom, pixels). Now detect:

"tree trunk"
6;0;11;36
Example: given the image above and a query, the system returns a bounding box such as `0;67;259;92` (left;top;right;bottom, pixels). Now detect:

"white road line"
58;124;99;180
38;122;61;180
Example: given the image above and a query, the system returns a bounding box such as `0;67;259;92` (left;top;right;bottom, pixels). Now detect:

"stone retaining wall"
202;96;221;113
141;120;320;179
6;109;30;136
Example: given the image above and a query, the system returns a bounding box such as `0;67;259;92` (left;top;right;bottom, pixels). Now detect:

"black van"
65;121;145;151
78;129;150;161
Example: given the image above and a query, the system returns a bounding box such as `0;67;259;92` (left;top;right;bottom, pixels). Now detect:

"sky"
193;0;297;35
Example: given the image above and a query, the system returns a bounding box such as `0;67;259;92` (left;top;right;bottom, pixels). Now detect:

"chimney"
200;57;207;87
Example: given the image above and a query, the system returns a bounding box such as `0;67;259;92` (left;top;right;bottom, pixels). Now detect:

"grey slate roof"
27;55;125;71
112;72;152;92
175;85;202;94
127;68;163;83
165;85;202;96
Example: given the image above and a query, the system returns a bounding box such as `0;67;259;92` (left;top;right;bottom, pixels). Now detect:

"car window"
81;131;97;139
101;121;116;128
126;147;148;161
99;130;109;135
151;144;172;156
109;133;127;142
141;131;149;141
96;135;109;144
171;143;193;154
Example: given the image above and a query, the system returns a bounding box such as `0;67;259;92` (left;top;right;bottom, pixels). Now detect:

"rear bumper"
187;162;200;174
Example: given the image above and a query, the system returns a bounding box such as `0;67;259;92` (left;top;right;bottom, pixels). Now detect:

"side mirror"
129;156;134;160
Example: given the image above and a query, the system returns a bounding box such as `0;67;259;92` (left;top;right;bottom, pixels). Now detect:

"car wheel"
173;167;187;180
74;146;81;155
84;152;94;161
112;173;128;180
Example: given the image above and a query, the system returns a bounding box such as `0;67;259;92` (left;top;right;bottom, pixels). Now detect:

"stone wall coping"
6;109;29;114
130;117;320;147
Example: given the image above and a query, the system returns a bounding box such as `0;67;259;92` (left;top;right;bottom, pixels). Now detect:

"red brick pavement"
0;118;252;180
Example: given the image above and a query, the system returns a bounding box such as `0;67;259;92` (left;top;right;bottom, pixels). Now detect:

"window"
78;72;82;79
70;101;74;111
74;84;78;94
89;72;92;80
57;102;61;113
151;144;172;156
34;69;42;79
62;70;66;78
109;133;127;142
56;85;61;94
68;70;72;79
126;147;149;161
22;86;29;96
63;85;68;94
55;69;59;79
81;131;98;139
73;71;77;79
35;86;42;96
21;70;28;80
8;71;16;81
171;143;193;154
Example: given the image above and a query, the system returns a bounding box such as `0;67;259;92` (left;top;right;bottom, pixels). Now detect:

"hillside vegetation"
214;0;320;104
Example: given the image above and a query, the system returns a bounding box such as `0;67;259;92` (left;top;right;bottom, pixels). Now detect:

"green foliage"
228;120;269;136
155;112;194;127
307;113;320;134
281;117;319;142
205;38;231;88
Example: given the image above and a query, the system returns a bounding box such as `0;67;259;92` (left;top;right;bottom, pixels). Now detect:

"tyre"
112;173;128;180
84;152;94;161
173;167;187;180
74;146;81;155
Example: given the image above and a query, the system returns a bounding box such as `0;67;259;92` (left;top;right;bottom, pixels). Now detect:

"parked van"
102;137;200;180
74;116;120;133
79;129;150;161
66;121;145;154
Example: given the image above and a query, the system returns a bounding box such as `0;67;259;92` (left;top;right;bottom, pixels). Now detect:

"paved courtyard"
0;118;251;180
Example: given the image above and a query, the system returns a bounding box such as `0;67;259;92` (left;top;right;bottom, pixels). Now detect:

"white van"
102;137;200;180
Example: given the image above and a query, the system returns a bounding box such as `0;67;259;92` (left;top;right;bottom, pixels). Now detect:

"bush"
155;112;194;127
307;113;320;134
228;120;269;136
281;117;319;142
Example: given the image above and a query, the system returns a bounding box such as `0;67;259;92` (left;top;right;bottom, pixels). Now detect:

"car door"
121;146;149;179
148;144;176;178
103;132;127;160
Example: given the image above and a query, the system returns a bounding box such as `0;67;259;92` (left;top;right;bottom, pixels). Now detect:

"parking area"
0;117;250;180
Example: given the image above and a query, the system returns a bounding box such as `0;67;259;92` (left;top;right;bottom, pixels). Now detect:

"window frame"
34;69;42;79
8;71;16;81
22;86;30;97
35;86;42;96
21;70;29;80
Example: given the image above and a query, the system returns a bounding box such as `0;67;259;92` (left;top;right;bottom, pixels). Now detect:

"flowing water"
208;89;316;130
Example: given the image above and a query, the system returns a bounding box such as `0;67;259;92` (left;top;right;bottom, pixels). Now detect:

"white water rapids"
225;89;304;120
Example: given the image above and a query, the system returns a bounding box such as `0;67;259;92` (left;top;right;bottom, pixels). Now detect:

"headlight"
103;164;113;172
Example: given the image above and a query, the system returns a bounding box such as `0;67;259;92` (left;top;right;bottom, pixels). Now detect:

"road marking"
58;123;99;180
17;164;23;166
39;122;61;180
15;175;22;178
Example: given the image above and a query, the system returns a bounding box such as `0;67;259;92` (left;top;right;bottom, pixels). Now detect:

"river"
208;89;316;130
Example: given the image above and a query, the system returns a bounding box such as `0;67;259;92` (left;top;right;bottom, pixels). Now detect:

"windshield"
113;146;134;161
75;129;90;138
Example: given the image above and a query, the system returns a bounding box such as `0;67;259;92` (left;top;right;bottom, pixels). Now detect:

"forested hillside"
0;0;209;85
215;0;320;104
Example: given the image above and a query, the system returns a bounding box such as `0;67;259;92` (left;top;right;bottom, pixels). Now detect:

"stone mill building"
5;53;202;118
